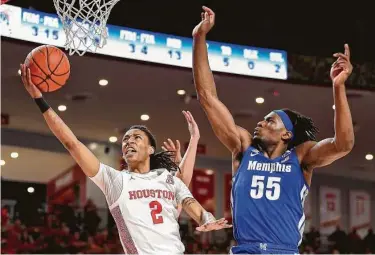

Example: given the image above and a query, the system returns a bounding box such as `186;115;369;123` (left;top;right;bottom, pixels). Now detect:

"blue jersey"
231;146;309;250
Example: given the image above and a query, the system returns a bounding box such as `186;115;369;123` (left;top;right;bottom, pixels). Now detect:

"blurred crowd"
300;226;375;254
1;201;232;254
1;201;122;254
2;202;375;254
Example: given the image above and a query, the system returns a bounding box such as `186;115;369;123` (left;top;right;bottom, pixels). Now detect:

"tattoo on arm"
182;197;215;226
182;197;197;207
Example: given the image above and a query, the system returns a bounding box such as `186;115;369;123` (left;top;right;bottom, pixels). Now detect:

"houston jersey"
231;146;309;249
90;163;193;254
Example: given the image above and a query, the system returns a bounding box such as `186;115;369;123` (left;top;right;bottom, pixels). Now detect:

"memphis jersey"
231;146;309;249
90;163;193;254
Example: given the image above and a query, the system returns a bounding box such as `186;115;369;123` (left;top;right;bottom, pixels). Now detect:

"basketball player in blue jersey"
192;6;354;254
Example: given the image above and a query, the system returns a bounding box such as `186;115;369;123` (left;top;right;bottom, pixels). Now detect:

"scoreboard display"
0;4;287;80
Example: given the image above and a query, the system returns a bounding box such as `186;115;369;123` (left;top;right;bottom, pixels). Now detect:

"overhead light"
10;152;19;159
27;187;35;193
140;114;150;121
205;169;214;175
109;136;118;143
18;69;21;75
88;142;98;150
332;105;335;110
255;97;264;104
58;105;67;112
0;160;5;166
99;79;108;86
365;154;373;161
177;89;186;95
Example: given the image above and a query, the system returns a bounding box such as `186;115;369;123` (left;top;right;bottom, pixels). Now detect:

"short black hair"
282;109;319;149
126;125;180;173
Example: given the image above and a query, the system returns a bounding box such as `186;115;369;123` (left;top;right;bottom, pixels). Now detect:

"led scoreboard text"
1;4;287;80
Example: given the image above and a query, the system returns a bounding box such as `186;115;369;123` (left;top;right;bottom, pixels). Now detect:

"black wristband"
34;97;50;113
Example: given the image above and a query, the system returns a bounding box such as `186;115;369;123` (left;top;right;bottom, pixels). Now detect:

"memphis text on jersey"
247;160;292;173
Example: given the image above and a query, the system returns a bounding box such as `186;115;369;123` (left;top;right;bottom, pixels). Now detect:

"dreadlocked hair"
282;109;319;149
127;125;180;173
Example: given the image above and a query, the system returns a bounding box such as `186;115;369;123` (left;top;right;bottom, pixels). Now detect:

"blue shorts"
230;242;298;254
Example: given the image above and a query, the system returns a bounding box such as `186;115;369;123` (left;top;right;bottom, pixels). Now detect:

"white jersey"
90;163;193;255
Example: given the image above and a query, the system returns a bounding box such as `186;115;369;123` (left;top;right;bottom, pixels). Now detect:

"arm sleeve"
174;176;194;204
89;163;123;206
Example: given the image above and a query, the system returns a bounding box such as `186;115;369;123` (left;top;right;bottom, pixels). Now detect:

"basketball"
24;45;70;92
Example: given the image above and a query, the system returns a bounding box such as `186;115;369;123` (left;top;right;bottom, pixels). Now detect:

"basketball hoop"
53;0;120;56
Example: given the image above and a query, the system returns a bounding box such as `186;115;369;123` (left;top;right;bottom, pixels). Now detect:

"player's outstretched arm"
162;111;200;187
177;111;200;185
20;64;100;177
163;111;200;215
181;197;232;232
300;44;354;170
192;6;251;154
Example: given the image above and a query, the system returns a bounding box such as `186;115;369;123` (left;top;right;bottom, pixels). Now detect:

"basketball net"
53;0;120;56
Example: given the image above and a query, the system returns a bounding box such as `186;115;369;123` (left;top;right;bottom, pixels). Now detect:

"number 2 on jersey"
149;201;163;224
250;175;281;200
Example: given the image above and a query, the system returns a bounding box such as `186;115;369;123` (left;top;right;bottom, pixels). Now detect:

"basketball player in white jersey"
20;64;231;254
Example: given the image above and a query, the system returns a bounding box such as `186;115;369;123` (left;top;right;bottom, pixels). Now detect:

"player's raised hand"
20;64;42;99
183;110;200;140
196;217;232;232
192;6;215;37
330;44;353;87
162;139;182;164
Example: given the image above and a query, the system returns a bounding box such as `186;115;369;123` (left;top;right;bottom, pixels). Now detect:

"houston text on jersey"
128;189;175;201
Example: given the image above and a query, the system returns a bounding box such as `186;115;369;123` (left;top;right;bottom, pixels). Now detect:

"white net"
53;0;120;56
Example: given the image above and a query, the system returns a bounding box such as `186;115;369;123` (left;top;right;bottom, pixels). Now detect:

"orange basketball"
24;45;70;92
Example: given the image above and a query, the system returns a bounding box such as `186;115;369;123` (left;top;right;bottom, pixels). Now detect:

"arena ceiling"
1;39;374;183
1;145;75;183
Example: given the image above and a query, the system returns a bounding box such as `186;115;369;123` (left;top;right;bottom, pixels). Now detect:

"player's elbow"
334;138;355;154
340;141;354;154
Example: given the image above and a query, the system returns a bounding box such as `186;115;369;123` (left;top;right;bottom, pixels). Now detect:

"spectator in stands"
363;228;375;253
11;218;23;234
347;227;363;253
302;245;315;254
328;225;348;253
1;225;20;254
305;226;320;250
20;229;34;244
67;231;86;253
18;229;36;253
86;236;105;253
59;203;77;232
1;206;10;229
83;199;101;236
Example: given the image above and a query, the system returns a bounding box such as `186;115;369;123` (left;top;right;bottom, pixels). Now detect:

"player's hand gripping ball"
24;45;70;92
